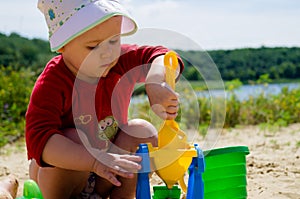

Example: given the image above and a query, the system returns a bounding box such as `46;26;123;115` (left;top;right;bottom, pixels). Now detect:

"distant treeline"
178;47;300;83
1;32;300;82
0;32;56;73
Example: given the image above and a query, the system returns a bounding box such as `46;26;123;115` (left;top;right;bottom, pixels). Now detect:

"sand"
0;123;299;198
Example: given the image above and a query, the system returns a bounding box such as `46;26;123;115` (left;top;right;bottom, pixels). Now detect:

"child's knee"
29;159;39;182
114;119;158;152
121;119;158;139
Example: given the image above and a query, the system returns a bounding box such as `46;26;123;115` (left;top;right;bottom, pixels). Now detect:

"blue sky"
1;0;299;50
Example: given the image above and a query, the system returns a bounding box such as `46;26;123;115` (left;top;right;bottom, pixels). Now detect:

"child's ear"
57;47;64;53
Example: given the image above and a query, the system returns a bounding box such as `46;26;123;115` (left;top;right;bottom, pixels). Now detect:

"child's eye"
109;38;119;44
87;46;97;50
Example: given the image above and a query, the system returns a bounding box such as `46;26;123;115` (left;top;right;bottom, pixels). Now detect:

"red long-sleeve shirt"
26;44;183;166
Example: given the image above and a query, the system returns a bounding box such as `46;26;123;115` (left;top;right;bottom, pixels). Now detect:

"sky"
0;0;300;50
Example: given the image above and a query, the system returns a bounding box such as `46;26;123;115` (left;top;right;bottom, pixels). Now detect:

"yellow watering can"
148;51;197;192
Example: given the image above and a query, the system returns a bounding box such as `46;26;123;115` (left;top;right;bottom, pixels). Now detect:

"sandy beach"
1;123;299;198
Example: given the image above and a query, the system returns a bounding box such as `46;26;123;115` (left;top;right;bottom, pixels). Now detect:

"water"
197;82;300;101
131;82;300;104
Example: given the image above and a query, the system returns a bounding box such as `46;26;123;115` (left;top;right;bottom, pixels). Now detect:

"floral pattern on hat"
39;0;93;37
48;9;55;20
38;0;137;51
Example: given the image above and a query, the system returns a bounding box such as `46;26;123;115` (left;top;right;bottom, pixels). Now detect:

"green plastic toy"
16;179;43;199
203;146;250;199
152;185;181;199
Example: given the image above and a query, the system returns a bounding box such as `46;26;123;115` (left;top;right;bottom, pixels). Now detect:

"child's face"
61;16;122;82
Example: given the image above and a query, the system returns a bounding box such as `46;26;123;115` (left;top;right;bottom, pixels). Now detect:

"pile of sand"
1;124;299;198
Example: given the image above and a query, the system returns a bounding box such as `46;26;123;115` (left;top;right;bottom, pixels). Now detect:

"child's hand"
145;54;180;120
90;149;142;186
146;82;179;120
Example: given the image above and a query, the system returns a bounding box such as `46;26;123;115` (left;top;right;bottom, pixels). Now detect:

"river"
131;82;300;104
197;82;300;101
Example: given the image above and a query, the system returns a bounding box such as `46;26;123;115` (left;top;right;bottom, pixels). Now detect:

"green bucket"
203;146;250;199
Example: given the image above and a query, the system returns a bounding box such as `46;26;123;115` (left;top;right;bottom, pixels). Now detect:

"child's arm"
42;134;141;186
145;55;181;120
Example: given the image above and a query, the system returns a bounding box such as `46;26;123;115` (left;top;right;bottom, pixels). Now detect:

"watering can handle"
164;51;179;90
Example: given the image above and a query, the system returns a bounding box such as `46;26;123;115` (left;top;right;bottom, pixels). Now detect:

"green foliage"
131;84;300;136
225;86;300;128
178;47;300;83
0;66;35;147
1;32;300;82
256;74;272;84
225;79;243;91
0;32;55;72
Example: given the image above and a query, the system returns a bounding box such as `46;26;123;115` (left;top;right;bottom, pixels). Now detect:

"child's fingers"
151;104;178;120
119;154;142;162
102;171;122;186
100;165;135;186
115;156;142;172
166;105;179;114
94;164;134;186
111;165;135;178
93;152;143;184
166;112;178;120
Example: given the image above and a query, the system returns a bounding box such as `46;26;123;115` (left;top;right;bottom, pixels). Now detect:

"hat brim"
49;2;137;52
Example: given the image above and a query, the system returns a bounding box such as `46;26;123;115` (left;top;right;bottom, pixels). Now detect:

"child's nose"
100;43;112;59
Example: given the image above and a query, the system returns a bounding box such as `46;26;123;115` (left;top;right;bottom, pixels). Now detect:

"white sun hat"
38;0;137;52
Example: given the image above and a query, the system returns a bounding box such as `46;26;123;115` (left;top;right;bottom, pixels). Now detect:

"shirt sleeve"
108;44;184;124
117;44;184;82
25;57;71;167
